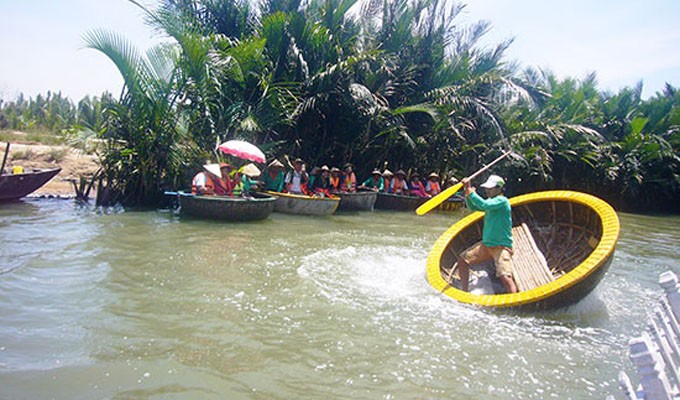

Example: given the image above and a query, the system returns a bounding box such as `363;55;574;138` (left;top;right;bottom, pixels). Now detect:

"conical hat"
382;169;393;177
242;163;261;178
268;159;284;168
203;163;222;178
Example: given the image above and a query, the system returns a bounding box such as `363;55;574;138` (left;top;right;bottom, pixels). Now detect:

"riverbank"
1;135;100;198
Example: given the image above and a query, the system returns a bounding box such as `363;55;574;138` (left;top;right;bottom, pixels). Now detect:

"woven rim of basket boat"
425;190;620;308
179;192;276;203
266;191;340;202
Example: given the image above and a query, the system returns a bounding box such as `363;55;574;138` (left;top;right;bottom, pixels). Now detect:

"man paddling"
458;175;518;294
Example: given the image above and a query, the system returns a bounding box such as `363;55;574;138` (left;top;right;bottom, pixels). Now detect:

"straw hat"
343;162;354;170
382;169;393;177
268;159;284;168
371;169;382;176
410;171;420;178
428;172;439;180
203;163;222;178
242;163;261;178
330;167;340;173
321;165;330;172
395;169;406;177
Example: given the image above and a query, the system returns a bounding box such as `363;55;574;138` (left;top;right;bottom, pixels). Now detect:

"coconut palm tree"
84;28;191;206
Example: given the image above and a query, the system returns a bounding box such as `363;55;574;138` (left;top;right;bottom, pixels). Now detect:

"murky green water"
0;199;678;399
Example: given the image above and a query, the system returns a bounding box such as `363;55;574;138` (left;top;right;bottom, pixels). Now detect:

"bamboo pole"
1;142;10;174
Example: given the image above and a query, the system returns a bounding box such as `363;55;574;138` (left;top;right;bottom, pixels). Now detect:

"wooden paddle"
415;150;512;216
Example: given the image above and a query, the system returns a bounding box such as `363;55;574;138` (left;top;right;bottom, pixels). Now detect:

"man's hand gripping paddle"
415;151;512;216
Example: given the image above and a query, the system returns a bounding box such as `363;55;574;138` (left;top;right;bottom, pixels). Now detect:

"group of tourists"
191;162;261;197
190;156;515;294
260;157;458;198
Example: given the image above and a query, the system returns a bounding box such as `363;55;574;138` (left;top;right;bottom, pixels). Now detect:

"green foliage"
71;0;677;212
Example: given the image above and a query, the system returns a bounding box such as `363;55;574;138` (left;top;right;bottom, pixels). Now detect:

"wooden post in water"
1;142;9;174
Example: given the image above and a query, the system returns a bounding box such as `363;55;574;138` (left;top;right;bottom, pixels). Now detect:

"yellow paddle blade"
415;182;463;215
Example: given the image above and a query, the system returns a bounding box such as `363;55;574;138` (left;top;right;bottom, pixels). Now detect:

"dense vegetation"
1;0;678;212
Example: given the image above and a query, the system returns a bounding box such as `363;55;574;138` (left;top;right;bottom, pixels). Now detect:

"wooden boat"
0;168;61;201
374;192;428;211
426;190;620;310
435;196;465;212
337;190;378;211
265;191;339;216
173;191;276;221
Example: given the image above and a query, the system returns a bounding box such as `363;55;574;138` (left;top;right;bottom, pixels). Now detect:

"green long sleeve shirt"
263;171;285;192
465;191;513;248
361;176;384;191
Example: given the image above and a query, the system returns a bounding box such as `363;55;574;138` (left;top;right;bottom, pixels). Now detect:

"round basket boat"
177;192;276;221
265;191;339;216
426;190;620;310
375;192;427;211
337;190;378;211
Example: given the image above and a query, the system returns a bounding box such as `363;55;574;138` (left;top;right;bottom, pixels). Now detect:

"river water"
0;199;678;399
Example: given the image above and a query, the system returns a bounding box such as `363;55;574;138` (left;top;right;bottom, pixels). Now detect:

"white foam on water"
297;244;486;324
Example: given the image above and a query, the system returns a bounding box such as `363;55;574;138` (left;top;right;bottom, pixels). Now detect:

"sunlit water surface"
0;199;678;399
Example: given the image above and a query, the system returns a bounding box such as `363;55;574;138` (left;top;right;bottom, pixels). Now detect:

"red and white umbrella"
217;140;266;163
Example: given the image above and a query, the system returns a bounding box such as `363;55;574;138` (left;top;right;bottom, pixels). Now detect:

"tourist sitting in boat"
359;169;384;191
457;175;517;294
192;163;232;195
241;163;262;196
192;164;218;195
408;172;428;197
263;159;285;192
227;165;243;196
309;165;332;196
308;166;321;189
425;173;442;196
341;163;357;192
382;169;393;193
444;176;459;189
390;170;409;194
284;158;309;194
329;167;342;193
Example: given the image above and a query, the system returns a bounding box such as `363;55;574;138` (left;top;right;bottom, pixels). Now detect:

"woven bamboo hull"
178;192;275;221
435;196;465;212
374;192;428;211
426;190;620;310
266;191;339;216
337;190;378;211
0;168;61;201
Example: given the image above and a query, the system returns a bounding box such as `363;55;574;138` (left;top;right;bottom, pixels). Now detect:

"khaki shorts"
460;242;513;278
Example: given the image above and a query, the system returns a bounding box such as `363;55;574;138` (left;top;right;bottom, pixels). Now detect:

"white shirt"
285;170;305;194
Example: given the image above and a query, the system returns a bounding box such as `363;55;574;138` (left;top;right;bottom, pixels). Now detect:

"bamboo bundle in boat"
512;223;554;292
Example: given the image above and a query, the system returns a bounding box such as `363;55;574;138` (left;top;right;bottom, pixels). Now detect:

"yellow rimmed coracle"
426;190;620;310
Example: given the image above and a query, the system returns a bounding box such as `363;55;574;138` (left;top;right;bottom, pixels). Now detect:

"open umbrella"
217;140;266;163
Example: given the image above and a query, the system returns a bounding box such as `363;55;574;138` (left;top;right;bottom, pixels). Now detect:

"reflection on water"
0;199;679;399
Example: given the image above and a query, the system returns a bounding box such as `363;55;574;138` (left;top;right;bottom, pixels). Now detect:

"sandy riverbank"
1;137;100;197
